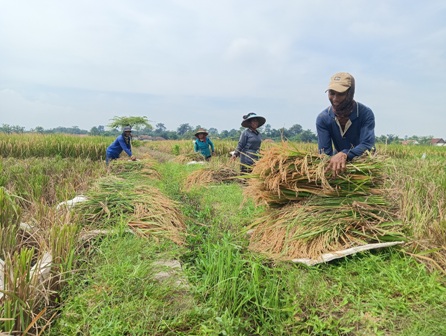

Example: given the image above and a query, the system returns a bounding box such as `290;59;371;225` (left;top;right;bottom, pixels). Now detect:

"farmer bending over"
105;126;136;166
316;72;375;176
194;128;215;161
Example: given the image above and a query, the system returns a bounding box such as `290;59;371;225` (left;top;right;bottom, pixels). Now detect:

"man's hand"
327;152;347;176
130;155;136;161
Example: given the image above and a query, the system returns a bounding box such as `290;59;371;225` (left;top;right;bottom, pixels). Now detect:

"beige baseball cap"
326;72;353;93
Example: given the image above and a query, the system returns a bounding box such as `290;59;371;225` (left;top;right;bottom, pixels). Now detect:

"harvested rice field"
1;134;446;335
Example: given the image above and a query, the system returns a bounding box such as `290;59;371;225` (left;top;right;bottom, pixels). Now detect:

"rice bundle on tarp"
245;142;404;260
244;142;384;207
75;176;186;245
184;166;239;190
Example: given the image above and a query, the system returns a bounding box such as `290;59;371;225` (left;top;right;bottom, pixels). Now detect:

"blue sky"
1;0;445;138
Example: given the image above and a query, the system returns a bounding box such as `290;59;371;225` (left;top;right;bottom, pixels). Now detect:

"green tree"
288;124;303;136
11;125;25;133
155;123;166;133
90;126;100;136
208;127;218;136
177;123;192;136
300;129;317;143
264;124;272;137
0;124;13;134
108;116;152;131
33;126;45;133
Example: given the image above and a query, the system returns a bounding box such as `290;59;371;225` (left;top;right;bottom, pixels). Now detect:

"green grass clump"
49;235;197;335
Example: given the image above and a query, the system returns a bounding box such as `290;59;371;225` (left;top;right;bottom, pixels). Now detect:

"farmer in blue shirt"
194;128;215;161
232;112;266;173
316;72;375;175
105;126;136;165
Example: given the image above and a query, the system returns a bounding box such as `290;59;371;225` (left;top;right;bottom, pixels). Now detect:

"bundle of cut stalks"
184;166;239;190
75;176;186;245
244;142;404;260
109;158;160;178
173;153;204;164
244;142;385;207
248;196;404;260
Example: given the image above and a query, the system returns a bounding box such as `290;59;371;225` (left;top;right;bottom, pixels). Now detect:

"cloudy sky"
1;1;445;137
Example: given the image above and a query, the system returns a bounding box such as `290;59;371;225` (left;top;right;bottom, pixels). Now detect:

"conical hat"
194;128;208;137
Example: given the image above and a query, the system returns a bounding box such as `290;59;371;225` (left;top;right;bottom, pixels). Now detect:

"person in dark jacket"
194;128;215;161
105;126;136;166
316;72;375;176
231;112;266;173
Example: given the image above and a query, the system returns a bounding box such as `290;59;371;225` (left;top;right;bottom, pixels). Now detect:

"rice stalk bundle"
183;166;239;190
244;142;385;207
243;142;404;260
173;152;204;163
128;185;186;245
109;158;160;179
248;196;404;260
75;176;186;244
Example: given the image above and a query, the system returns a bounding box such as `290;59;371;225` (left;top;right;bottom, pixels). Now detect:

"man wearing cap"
105;126;136;165
316;72;375;175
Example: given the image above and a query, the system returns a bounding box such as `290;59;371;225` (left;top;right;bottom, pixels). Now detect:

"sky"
1;1;445;138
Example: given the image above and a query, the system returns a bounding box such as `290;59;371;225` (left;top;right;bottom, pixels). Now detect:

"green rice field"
1;133;445;335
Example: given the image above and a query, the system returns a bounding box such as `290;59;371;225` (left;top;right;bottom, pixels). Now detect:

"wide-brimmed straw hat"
194;128;208;137
241;112;266;128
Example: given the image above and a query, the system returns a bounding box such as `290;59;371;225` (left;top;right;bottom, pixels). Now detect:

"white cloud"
0;0;445;137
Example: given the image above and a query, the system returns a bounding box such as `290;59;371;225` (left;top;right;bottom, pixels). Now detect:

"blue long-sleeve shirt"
106;134;132;158
316;102;375;161
194;137;215;157
235;129;262;166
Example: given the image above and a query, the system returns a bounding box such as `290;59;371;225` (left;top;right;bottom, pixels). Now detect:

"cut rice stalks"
248;196;404;260
183;166;239;190
108;157;160;178
75;176;186;245
244;142;404;260
244;142;386;207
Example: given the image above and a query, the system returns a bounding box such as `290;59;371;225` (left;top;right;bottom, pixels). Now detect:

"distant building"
401;140;419;145
138;135;153;141
431;138;446;146
137;135;165;141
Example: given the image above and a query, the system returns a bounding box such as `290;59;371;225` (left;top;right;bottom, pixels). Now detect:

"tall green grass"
0;187;20;258
0;157;106;208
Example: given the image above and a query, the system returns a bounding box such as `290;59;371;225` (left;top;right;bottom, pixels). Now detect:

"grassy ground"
48;158;446;335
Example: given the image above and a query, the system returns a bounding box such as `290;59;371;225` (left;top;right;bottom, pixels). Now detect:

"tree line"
0;121;318;142
0;122;435;145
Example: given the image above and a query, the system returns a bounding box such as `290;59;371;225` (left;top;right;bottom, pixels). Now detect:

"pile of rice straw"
184;166;239;190
244;142;404;260
76;176;186;245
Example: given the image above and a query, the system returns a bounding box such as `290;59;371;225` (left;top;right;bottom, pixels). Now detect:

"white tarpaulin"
291;241;405;266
